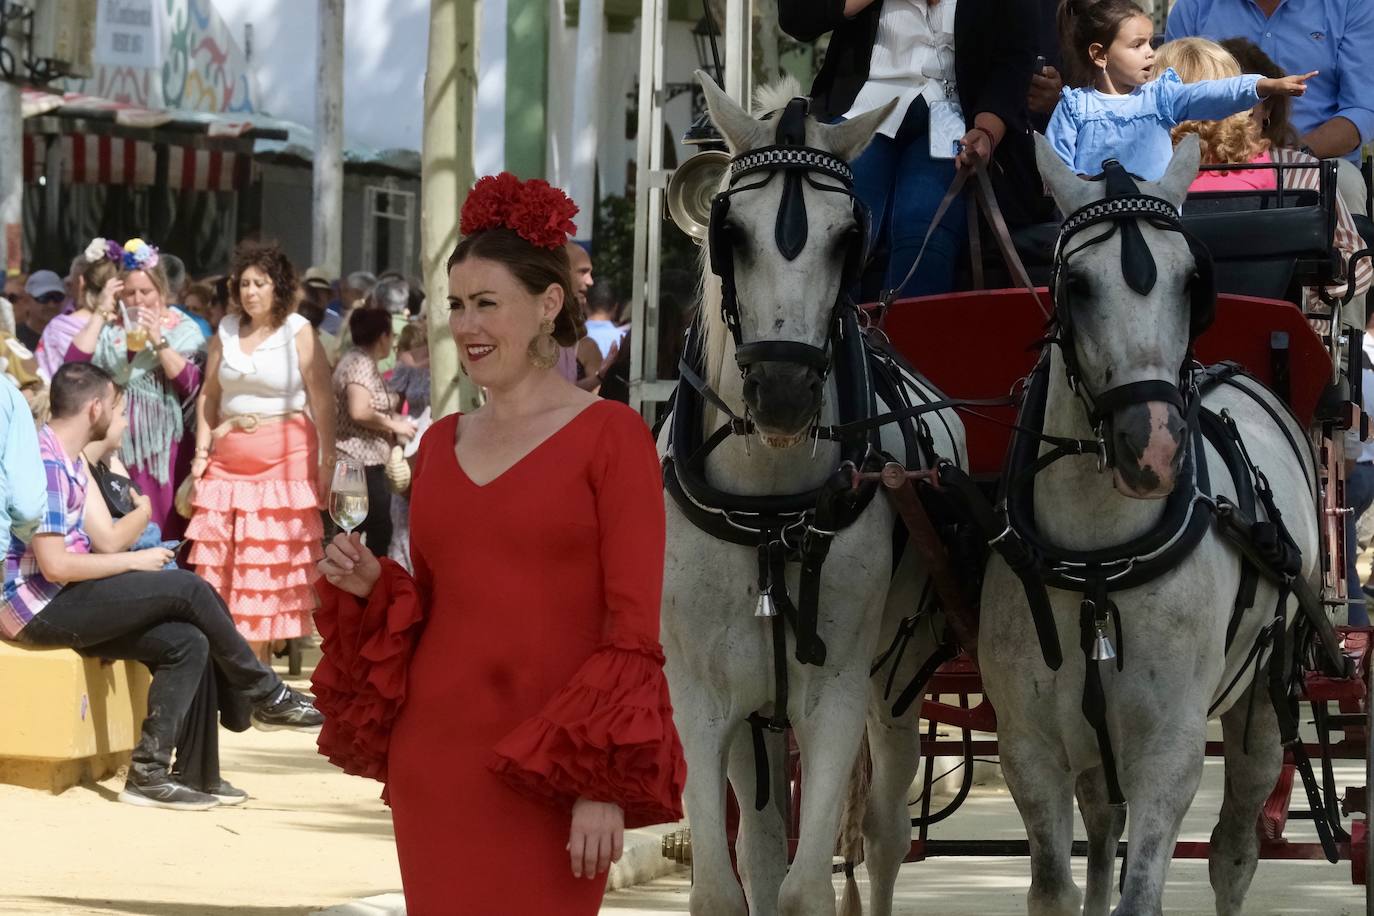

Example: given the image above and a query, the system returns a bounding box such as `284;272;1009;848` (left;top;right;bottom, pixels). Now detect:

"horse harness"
928;162;1352;858
664;97;975;810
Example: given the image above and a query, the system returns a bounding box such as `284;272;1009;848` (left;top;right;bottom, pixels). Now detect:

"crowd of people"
0;227;632;814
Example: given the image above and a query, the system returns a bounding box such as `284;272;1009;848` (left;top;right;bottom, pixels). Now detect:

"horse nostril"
742;375;760;402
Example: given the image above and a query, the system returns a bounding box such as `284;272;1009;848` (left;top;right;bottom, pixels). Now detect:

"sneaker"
119;774;219;811
252;686;324;732
207;780;249;806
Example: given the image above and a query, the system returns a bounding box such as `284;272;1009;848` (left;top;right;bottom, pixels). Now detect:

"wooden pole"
423;0;481;419
567;0;603;240
313;0;345;276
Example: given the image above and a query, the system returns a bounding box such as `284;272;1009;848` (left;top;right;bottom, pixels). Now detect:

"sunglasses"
35;293;66;304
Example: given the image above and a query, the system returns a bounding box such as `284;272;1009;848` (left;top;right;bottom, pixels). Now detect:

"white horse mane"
695;75;807;397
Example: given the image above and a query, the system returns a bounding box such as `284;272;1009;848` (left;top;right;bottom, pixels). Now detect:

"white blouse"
217;312;310;417
842;0;959;138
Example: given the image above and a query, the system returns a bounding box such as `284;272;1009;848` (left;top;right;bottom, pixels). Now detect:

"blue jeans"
132;521;180;569
846;99;967;299
1345;462;1374;626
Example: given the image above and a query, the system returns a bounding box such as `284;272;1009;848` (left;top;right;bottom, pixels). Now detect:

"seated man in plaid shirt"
1;363;322;810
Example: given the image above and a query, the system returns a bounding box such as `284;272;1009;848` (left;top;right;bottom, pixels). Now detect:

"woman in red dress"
313;174;685;915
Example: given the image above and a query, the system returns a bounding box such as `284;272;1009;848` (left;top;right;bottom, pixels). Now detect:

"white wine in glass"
329;459;369;534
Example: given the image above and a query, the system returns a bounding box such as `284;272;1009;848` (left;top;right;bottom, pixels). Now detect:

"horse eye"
1065;274;1091;297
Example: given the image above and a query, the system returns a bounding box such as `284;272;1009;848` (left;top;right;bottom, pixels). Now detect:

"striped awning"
23;134;156;186
22;134;256;190
166;147;255;192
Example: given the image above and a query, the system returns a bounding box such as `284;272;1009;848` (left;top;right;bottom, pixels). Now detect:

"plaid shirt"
0;426;90;639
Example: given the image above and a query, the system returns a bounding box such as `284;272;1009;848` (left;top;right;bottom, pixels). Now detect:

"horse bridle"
708;96;872;379
1049;159;1217;464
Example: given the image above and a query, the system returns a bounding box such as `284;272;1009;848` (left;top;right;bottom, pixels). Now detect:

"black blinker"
1101;159;1157;297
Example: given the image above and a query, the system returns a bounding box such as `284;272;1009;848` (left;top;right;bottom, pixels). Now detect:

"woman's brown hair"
230;240;298;329
80;258;120;311
1057;0;1149;89
1219;37;1299;150
446;228;584;347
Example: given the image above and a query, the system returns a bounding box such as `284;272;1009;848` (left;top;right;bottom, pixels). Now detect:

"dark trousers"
18;570;279;778
846;98;967;300
172;657;252;792
359;463;393;558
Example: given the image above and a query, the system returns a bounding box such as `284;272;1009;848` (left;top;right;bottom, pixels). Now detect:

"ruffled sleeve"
311;558;427;786
487;404;685;828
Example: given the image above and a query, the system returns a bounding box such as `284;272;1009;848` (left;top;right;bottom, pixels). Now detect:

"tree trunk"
313;0;345;276
423;0;482;418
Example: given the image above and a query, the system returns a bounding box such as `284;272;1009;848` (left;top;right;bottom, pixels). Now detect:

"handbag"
91;461;140;518
175;474;196;519
385;445;412;493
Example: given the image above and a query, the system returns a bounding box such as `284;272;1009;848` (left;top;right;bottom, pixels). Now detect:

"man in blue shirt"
1166;0;1374;163
0;375;44;559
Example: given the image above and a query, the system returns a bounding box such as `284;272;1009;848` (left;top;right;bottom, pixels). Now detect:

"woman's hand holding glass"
318;532;382;598
141;304;165;348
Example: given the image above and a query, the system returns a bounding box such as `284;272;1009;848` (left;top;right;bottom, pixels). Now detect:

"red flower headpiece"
460;172;579;249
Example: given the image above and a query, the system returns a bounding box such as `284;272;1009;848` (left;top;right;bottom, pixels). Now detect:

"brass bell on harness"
1091;622;1117;662
755;588;778;618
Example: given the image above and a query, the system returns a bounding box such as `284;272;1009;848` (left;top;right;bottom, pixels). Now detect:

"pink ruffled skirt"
186;415;324;641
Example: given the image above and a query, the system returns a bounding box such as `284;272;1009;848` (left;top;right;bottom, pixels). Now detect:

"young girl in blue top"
1047;0;1313;181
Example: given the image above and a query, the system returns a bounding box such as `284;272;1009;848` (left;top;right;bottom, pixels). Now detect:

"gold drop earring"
527;318;559;370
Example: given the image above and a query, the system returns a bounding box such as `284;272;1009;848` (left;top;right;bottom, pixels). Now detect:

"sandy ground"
0;660;403;916
1;659;1369;915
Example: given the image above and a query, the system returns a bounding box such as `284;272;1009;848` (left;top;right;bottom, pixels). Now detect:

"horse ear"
1034;132;1095;215
819;100;897;163
1153;134;1200;210
697;70;768;153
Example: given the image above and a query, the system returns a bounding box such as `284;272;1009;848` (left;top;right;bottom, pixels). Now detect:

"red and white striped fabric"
22;135;255;190
22;134;157;186
167;147;255;192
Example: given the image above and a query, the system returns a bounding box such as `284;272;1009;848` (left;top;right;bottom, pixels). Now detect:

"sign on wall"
93;0;164;71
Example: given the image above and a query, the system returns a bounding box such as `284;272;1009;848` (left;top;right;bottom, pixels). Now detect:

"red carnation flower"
460;172;524;237
507;179;579;250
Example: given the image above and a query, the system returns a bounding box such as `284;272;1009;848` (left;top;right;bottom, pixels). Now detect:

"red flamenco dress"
312;400;685;915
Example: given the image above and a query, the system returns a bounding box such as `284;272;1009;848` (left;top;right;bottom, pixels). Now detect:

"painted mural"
65;0;258;115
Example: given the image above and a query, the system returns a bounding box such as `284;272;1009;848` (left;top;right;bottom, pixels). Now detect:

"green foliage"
592;193;701;307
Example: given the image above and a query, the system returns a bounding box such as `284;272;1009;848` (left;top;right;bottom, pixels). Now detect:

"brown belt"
211;410;306;439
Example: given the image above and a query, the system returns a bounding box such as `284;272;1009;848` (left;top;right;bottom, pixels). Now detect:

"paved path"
601;755;1370;915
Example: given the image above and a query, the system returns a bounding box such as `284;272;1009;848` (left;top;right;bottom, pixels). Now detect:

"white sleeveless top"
217;312;310;416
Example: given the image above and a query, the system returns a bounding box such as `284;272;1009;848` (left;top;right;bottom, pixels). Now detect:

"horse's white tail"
837;731;872;916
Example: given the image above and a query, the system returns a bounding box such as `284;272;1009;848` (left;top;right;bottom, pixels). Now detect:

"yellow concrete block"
0;641;150;766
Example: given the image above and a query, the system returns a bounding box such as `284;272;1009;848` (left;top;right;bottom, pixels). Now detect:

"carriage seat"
1007;188;1337;304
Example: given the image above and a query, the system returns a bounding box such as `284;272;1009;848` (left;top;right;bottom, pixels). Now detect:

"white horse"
980;135;1322;915
659;74;967;916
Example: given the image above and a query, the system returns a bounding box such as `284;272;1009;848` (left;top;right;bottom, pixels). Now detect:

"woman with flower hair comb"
312;174;684;913
67;239;206;539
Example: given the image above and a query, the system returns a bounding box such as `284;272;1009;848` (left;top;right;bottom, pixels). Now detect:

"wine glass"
329;458;369;537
